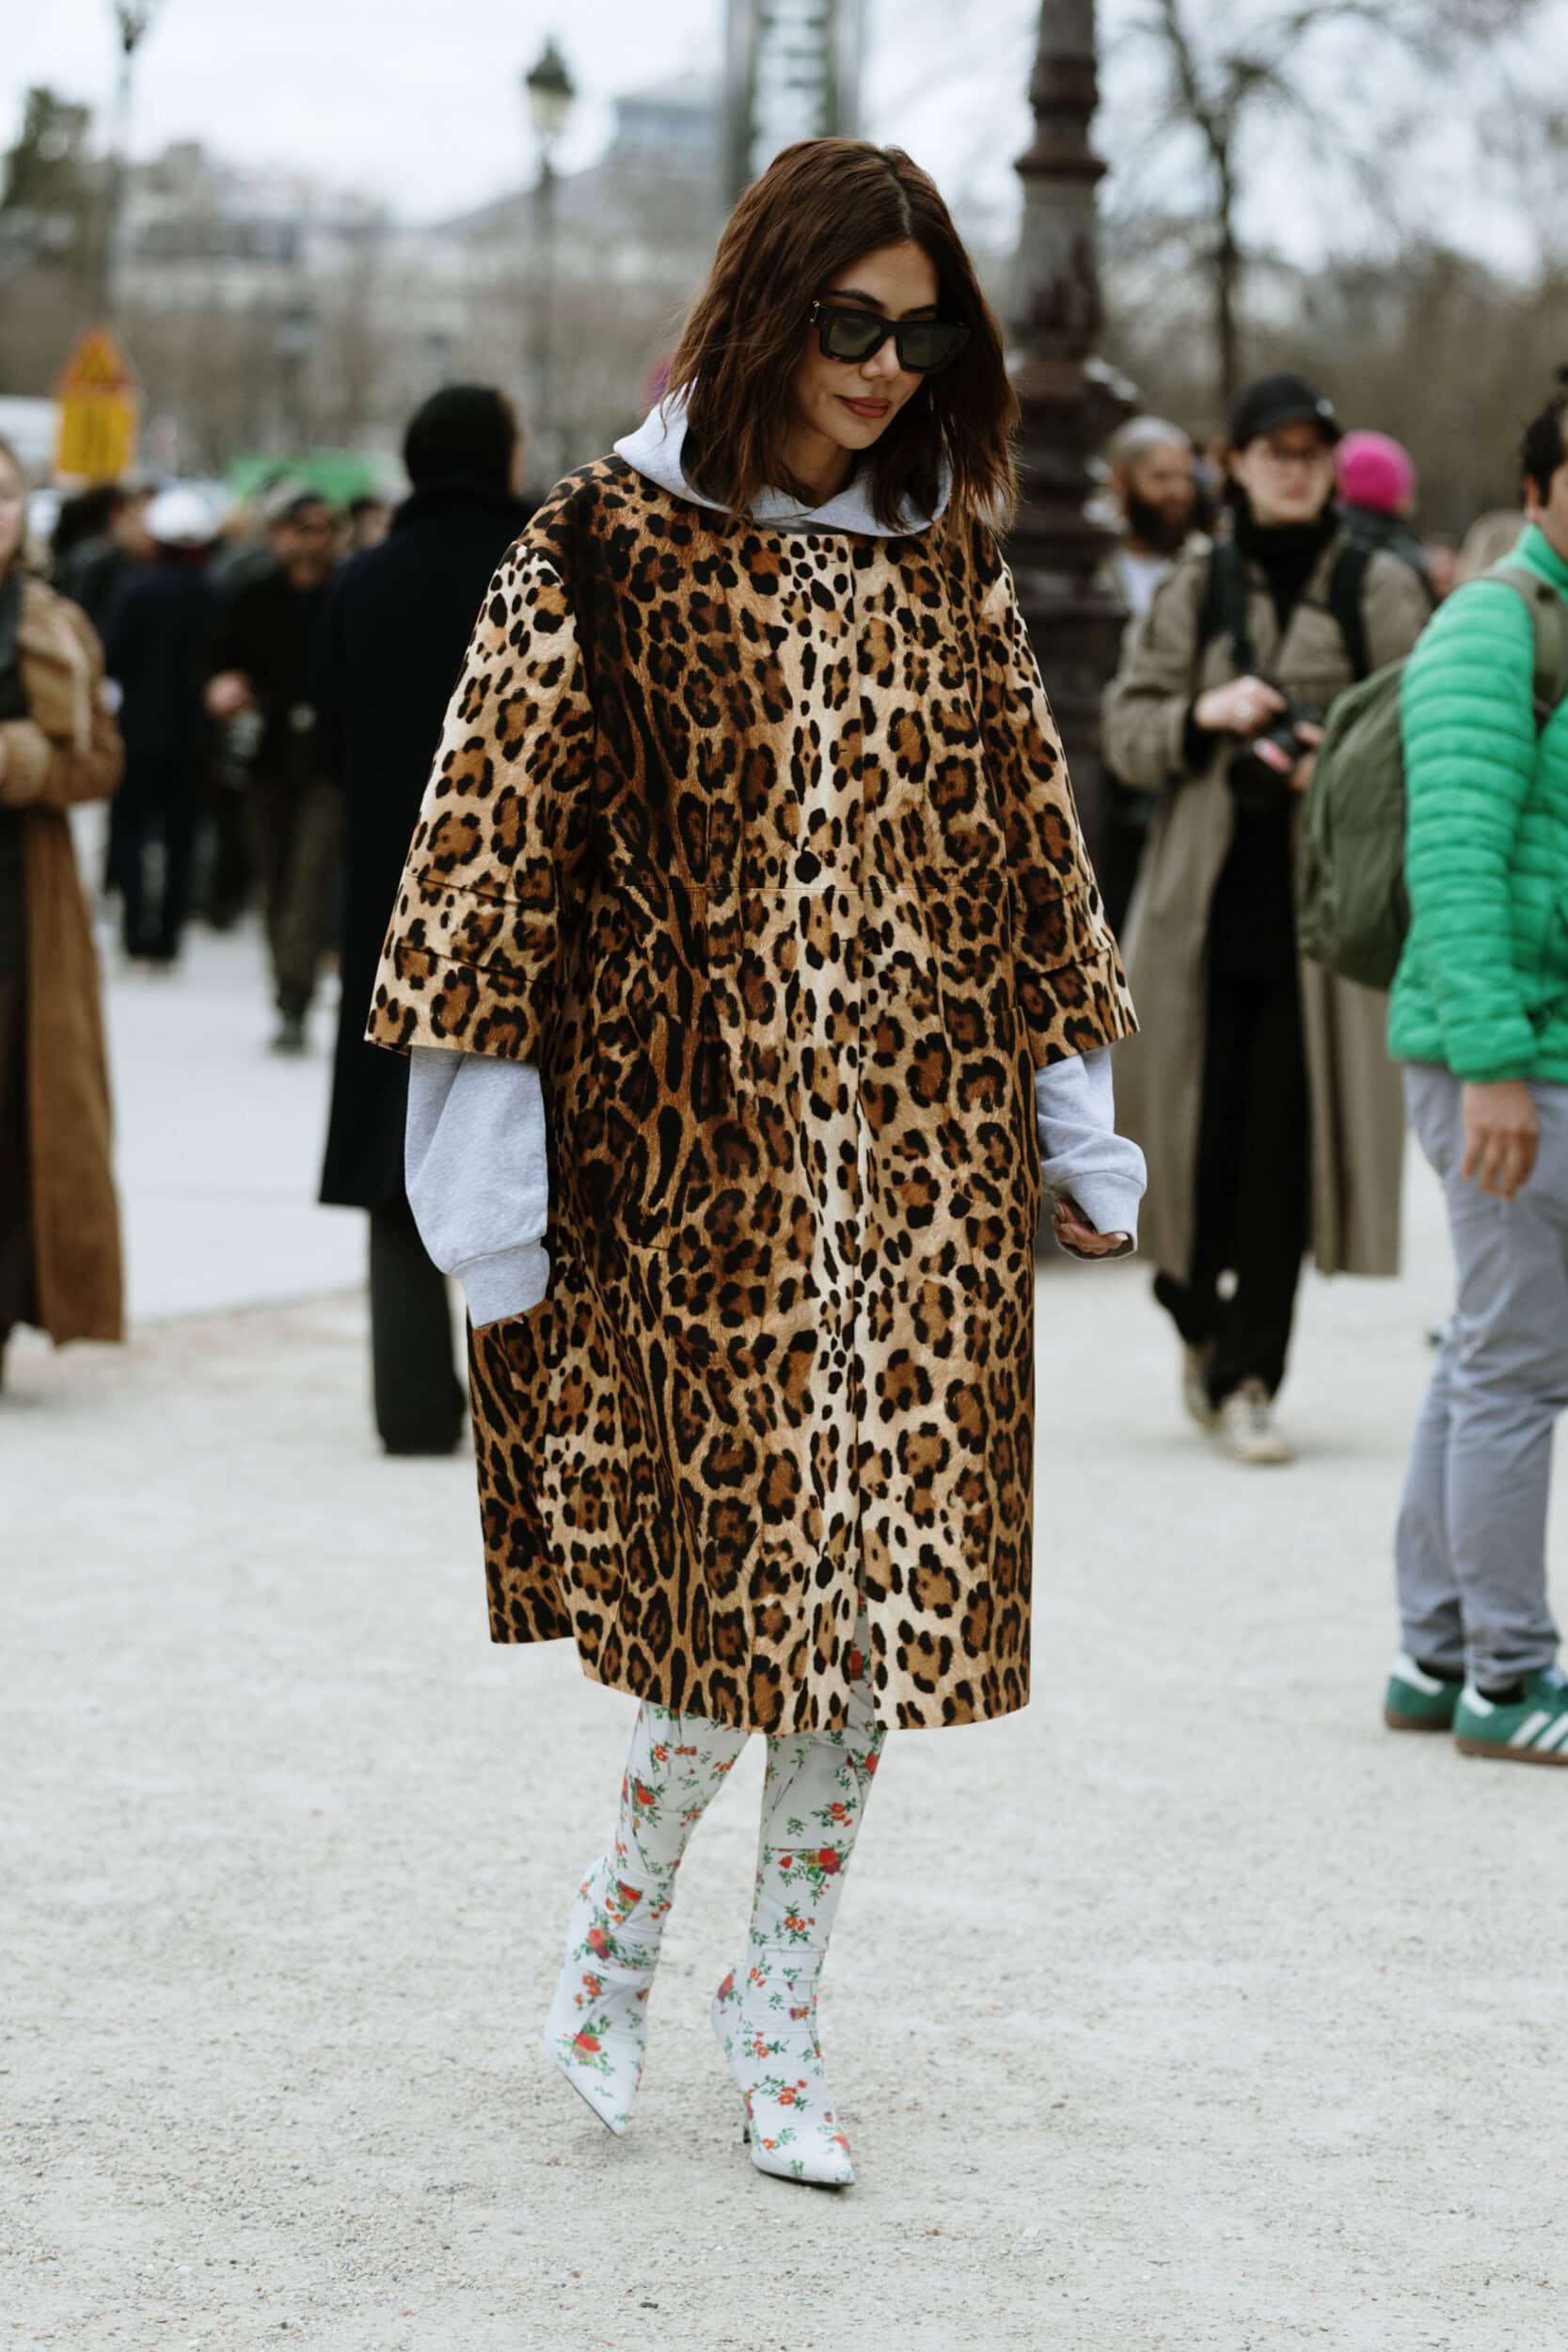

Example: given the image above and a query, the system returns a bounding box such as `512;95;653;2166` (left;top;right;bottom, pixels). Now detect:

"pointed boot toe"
712;1970;856;2187
542;1857;657;2137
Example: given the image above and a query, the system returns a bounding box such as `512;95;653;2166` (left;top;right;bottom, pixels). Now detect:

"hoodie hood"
612;394;950;537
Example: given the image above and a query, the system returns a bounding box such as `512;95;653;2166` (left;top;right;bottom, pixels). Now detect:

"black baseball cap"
1228;373;1342;450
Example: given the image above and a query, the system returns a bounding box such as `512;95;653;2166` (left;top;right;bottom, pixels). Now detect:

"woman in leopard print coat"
370;140;1143;2184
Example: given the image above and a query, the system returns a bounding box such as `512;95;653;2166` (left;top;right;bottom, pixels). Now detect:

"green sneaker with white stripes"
1384;1653;1462;1733
1453;1665;1568;1765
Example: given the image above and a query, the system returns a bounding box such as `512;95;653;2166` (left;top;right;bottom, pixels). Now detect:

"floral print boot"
713;1629;885;2185
544;1704;747;2135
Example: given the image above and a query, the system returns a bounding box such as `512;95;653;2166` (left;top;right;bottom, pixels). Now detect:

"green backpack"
1296;563;1568;992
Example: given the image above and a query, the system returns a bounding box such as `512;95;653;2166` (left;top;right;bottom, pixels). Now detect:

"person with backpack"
1382;378;1568;1762
1103;373;1430;1463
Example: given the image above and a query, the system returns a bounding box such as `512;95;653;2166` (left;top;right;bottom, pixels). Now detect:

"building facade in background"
722;0;865;205
100;79;721;483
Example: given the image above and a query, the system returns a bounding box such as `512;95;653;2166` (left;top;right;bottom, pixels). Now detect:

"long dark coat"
369;460;1135;1732
319;482;531;1209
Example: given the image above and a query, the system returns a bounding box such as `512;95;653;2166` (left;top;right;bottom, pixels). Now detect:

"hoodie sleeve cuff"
458;1241;550;1328
1061;1169;1142;1251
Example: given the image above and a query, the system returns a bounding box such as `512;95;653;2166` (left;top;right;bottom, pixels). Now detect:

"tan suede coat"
1;576;124;1343
1102;531;1430;1282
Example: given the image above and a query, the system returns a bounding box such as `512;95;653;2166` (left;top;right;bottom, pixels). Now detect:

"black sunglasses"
809;301;971;376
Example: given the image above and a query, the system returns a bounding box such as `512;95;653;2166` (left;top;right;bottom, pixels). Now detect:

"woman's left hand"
1051;1197;1130;1258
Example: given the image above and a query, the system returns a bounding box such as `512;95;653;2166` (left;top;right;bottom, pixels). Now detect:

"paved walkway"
101;923;362;1323
6;939;1564;2349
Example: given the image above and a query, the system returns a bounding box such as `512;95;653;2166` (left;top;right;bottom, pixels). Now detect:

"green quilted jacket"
1389;524;1568;1081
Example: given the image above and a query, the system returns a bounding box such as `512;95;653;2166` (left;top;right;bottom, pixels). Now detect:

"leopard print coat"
369;457;1135;1732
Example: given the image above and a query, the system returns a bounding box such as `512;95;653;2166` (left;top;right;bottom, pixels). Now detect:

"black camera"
1228;703;1320;812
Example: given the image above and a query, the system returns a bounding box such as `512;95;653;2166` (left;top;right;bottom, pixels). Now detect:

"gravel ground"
7;1195;1567;2351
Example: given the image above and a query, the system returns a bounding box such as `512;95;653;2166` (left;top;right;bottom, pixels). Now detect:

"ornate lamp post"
276;298;318;456
1006;0;1133;867
93;0;158;321
523;36;576;485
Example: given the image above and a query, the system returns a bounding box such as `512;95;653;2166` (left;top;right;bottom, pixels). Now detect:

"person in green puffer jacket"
1385;374;1568;1768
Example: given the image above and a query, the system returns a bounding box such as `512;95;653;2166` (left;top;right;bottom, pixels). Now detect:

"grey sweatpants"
1395;1063;1567;1686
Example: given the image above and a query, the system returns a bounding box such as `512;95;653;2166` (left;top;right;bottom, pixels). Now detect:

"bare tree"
1110;0;1542;408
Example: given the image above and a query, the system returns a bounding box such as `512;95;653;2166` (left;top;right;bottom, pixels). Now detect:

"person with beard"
1098;417;1202;932
317;387;531;1454
1106;417;1201;615
1103;373;1430;1463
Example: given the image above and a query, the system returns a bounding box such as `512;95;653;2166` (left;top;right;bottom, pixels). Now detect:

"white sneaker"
1217;1378;1292;1465
1182;1344;1220;1431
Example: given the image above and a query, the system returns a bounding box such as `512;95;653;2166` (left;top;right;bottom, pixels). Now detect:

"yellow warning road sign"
55;326;140;483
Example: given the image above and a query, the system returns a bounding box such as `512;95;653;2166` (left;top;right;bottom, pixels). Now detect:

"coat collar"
17;573;94;754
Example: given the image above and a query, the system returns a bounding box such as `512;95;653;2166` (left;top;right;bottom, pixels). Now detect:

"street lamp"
277;298;318;456
1006;0;1133;871
94;0;158;321
524;37;575;159
521;36;575;485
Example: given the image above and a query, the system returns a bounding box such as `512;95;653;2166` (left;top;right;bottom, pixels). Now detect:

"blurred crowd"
0;369;1548;1470
0;385;528;1441
42;469;391;1004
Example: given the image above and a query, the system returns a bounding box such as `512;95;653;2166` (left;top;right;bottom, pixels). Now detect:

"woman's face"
0;452;25;572
790;238;942;461
1229;425;1337;528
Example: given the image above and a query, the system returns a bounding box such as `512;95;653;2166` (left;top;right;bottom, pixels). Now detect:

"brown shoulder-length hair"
668;139;1018;532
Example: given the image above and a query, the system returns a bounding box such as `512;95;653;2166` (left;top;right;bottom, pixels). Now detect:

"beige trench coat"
1102;530;1430;1281
0;577;124;1343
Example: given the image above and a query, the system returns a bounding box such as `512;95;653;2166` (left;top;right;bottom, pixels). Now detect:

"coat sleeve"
976;554;1137;1067
0;604;123;813
1100;553;1211;793
1400;579;1540;1081
367;543;594;1065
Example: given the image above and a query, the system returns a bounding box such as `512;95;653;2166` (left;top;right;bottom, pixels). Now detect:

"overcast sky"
7;0;1024;223
3;0;1558;269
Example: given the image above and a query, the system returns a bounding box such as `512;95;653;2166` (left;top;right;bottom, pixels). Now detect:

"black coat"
318;481;531;1211
103;555;220;764
213;564;335;780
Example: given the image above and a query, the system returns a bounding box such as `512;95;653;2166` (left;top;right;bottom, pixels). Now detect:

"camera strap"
1325;543;1372;681
1198;534;1372;684
1198;537;1259;679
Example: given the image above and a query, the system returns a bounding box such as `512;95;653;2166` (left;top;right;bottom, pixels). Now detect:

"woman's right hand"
1193;675;1287;737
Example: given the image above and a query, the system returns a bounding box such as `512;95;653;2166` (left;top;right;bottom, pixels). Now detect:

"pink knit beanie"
1336;430;1417;516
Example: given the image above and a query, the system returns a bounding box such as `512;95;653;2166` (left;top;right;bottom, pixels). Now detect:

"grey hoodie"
405;405;1146;1324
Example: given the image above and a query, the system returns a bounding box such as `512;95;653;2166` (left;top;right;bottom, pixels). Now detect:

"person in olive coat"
318;386;530;1454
